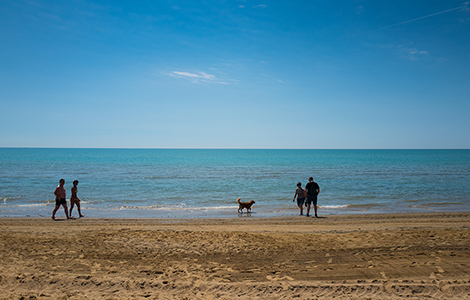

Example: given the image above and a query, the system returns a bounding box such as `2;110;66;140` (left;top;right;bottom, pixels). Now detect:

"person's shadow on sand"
306;215;327;219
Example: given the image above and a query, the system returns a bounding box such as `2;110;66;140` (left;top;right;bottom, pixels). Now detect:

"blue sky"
1;0;469;148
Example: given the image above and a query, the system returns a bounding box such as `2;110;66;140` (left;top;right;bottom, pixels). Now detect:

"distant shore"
1;212;470;299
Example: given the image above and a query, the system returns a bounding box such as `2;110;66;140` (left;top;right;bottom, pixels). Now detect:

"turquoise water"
1;148;469;218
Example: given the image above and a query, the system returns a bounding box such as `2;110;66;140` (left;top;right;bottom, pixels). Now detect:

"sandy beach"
1;213;470;299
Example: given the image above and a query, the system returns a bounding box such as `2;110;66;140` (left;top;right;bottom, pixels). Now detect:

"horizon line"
1;147;469;150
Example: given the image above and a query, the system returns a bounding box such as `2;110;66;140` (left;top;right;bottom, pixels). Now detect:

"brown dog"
237;198;255;213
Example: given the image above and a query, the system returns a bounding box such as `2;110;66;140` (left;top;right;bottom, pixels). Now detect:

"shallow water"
1;148;469;218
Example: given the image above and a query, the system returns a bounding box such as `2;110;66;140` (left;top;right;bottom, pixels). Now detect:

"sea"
1;148;469;219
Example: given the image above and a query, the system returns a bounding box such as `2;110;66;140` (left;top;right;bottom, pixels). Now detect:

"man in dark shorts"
305;177;320;217
52;178;70;220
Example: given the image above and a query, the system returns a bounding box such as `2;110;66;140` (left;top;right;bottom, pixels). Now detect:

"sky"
1;0;469;149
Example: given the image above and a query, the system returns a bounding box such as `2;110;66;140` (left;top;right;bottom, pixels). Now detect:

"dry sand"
1;212;470;299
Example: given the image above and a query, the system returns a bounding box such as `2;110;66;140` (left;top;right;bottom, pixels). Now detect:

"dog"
237;198;255;213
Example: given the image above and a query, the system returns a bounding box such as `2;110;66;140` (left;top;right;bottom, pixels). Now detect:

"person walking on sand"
293;182;307;216
305;177;320;217
69;180;84;218
52;179;71;220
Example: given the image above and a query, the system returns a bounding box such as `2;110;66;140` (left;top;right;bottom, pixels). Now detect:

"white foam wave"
1;203;49;208
117;204;237;211
319;205;348;209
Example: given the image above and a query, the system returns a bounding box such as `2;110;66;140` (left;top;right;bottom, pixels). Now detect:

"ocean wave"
1;203;49;208
318;205;348;209
346;203;386;208
409;202;463;208
317;203;388;211
117;204;237;211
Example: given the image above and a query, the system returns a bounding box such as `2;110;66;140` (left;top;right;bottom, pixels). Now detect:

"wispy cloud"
377;2;469;30
405;48;429;61
169;71;230;84
253;4;267;9
172;71;215;80
376;44;439;61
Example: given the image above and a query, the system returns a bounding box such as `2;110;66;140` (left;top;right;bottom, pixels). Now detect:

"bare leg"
77;203;84;217
306;204;311;217
62;204;71;219
298;204;303;215
314;204;318;217
69;202;75;217
52;205;60;220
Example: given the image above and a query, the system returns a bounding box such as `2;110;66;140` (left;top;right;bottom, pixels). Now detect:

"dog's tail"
237;198;241;204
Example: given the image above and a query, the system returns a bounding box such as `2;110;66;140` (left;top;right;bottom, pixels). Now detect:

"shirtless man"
69;180;84;218
52;179;70;220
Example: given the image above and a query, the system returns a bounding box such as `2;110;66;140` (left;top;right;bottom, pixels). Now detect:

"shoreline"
1;210;470;219
1;212;470;299
2;202;470;220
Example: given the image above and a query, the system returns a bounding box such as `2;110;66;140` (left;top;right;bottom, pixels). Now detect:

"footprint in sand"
90;263;102;274
266;275;294;281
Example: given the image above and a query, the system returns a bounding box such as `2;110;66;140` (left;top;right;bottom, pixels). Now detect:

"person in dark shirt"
305;177;320;217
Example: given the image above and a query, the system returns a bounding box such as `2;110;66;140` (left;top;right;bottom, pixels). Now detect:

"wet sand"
1;212;470;299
